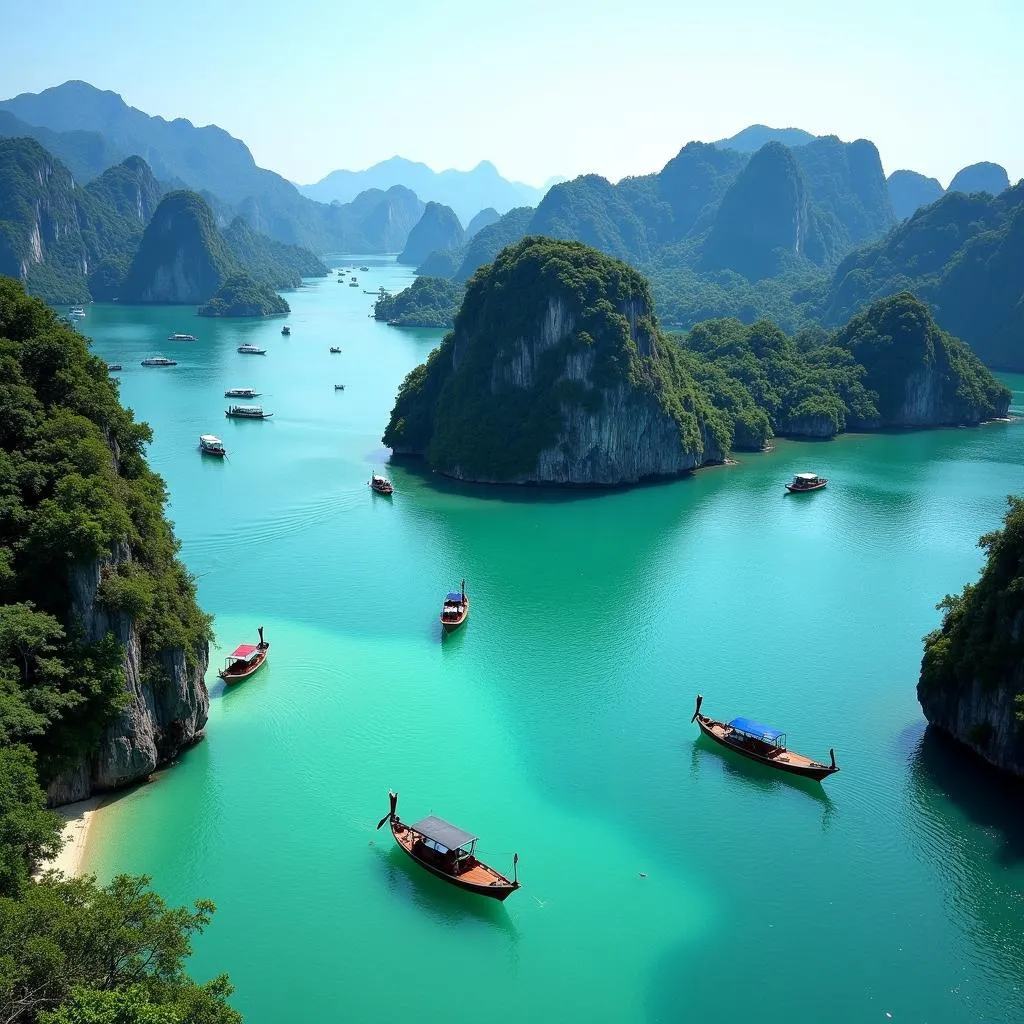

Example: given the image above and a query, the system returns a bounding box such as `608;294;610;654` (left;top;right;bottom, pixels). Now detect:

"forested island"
0;279;237;1020
198;273;289;317
383;238;1009;486
373;276;462;327
919;498;1024;777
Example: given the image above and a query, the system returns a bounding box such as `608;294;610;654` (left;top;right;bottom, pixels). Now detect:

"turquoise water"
82;264;1024;1022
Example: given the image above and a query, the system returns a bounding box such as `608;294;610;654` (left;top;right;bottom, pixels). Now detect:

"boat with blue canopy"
440;581;469;633
691;694;838;782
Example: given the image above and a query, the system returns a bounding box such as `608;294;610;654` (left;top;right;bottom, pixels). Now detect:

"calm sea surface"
81;262;1024;1023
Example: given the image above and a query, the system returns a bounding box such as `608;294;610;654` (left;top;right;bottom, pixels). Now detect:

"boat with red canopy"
376;791;520;901
440;581;469;633
691;695;838;782
218;626;270;683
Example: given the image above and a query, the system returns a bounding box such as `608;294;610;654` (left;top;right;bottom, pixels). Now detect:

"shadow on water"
388;454;704;506
690;736;836;810
374;844;519;938
909;725;1024;865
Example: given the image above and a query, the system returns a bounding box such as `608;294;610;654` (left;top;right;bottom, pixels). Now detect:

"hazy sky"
3;0;1021;188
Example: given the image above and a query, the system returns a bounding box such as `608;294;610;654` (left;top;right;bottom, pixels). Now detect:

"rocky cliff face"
384;237;724;485
398;202;465;265
47;541;209;806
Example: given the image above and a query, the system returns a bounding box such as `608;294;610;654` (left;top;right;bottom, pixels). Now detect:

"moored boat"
370;473;393;495
141;355;177;367
225;405;273;419
359;266;370;272
349;280;359;287
281;325;291;335
199;434;226;456
106;363;122;372
224;387;260;398
376;792;520;901
691;695;839;782
218;626;269;683
785;472;827;493
440;581;469;633
330;346;341;353
237;344;266;355
334;384;346;390
168;332;197;341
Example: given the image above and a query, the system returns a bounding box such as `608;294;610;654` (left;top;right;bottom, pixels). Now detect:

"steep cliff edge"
383;236;726;485
919;497;1024;777
0;278;212;807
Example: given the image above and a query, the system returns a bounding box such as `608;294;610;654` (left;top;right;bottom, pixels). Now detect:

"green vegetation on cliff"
198;272;289;317
0;279;233;1021
374;276;462;328
398;202;464;266
222;217;327;289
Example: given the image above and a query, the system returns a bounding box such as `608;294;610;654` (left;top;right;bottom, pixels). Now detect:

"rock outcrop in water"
383;236;725;484
919;497;1024;778
398;202;465;265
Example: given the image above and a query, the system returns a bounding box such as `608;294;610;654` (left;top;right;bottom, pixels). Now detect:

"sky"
3;0;1022;188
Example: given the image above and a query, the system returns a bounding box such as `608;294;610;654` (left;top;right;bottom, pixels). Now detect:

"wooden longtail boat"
440;581;469;633
785;472;827;493
691;695;839;782
218;626;270;683
376;792;520;901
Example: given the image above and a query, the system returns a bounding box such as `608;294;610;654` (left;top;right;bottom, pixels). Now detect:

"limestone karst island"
0;9;1023;1022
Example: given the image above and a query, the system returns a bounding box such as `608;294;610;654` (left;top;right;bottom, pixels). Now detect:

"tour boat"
691;695;839;782
224;387;260;398
168;333;197;342
330;346;342;353
106;363;122;372
141;356;177;367
281;325;291;335
69;306;86;318
237;344;266;355
440;581;469;633
376;792;520;901
198;434;226;457
218;626;270;683
370;473;393;495
349;280;359;287
785;472;827;493
334;384;346;390
225;405;273;419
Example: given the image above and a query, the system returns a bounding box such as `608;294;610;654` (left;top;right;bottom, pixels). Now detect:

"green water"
81;263;1024;1022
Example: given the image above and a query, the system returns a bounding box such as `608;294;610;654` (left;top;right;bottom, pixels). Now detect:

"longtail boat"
691;695;838;782
376;791;519;901
218;626;270;683
440;581;468;633
785;472;827;493
370;473;393;495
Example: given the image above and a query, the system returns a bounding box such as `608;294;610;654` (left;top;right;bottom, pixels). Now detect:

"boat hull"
785;481;827;493
218;645;269;683
696;715;837;781
390;821;517;901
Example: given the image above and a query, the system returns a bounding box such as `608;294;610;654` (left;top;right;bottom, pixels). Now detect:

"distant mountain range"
300;156;556;223
713;125;818;152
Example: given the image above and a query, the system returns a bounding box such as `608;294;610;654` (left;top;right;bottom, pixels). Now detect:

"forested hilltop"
384;239;1009;485
0;279;239;1021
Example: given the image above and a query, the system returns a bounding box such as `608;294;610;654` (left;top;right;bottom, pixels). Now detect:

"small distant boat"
225;405;273;419
218;626;269;683
691;695;839;782
363;290;378;295
349;281;359;287
237;344;266;355
168;333;197;342
350;276;357;282
359;266;370;272
785;472;827;493
334;384;345;390
141;355;177;367
440;581;469;633
330;346;341;354
370;473;393;495
376;792;520;902
199;434;226;457
337;278;345;284
69;306;86;318
224;387;260;398
281;325;291;336
106;363;122;372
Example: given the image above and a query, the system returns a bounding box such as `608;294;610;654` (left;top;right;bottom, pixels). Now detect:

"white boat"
168;333;197;342
69;306;86;318
237;344;266;355
141;355;177;367
225;387;260;398
199;434;226;456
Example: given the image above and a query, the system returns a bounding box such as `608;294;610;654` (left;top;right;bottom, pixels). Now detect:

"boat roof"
200;434;222;443
794;472;819;480
728;717;785;742
410;815;476;850
228;643;260;661
445;592;464;603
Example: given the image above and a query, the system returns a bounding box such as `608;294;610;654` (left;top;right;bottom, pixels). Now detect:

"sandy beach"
39;797;103;878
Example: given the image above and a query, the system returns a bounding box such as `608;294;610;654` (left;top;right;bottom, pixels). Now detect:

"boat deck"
394;825;509;887
701;719;825;771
